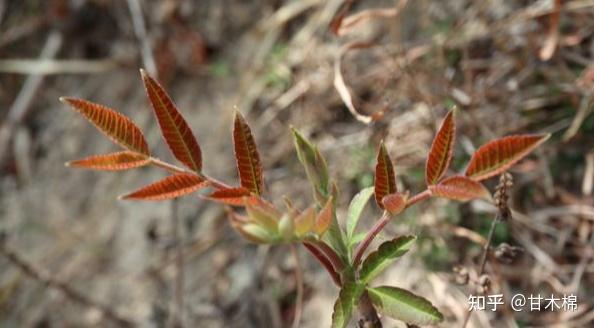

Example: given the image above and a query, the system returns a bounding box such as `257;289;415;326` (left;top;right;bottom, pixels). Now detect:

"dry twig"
126;0;158;76
290;244;304;328
168;199;185;328
0;30;63;167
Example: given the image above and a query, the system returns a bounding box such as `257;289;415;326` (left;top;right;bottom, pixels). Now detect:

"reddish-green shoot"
62;71;549;327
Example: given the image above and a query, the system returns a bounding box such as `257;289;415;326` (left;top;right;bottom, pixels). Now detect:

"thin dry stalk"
0;59;117;74
539;0;562;61
290;244;304;328
126;0;157;76
334;41;376;124
168;199;185;328
0;30;62;167
462;173;513;328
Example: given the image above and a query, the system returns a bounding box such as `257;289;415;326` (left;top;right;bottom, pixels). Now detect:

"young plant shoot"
62;70;549;327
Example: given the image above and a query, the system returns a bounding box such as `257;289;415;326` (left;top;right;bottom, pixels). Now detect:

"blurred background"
1;0;593;327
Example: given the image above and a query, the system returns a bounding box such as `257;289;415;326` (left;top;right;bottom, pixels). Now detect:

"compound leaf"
120;174;208;200
60;97;149;155
141;69;202;172
465;134;550;181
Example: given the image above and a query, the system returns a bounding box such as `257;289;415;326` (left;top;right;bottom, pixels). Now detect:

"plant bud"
278;214;295;240
292;128;330;206
241;223;277;244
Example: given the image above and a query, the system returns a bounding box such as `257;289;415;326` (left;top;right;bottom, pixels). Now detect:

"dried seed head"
494;243;524;264
494;172;513;221
453;265;469;285
476;274;491;295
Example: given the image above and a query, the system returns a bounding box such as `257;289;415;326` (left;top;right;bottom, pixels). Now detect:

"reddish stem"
303;242;342;286
406;189;432;207
149;157;233;190
353;189;432;267
353;211;389;267
311;240;344;272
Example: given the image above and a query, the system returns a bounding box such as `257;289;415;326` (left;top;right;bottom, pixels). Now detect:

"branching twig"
0;30;62;167
0;240;133;327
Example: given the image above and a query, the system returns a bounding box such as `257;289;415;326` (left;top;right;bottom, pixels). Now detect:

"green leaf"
346;187;374;241
359;236;416;283
322;219;349;261
292;128;348;259
349;232;367;248
331;281;365;328
367;286;444;326
292;128;330;206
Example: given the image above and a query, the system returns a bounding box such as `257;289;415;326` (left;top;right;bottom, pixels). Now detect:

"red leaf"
374;142;397;209
429;176;490;202
314;196;333;235
465;134;550;181
202;187;254;206
120;174;208;200
67;151;150;171
381;192;409;215
426;110;455;185
141;69;202;172
60;97;149;155
233;112;264;195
